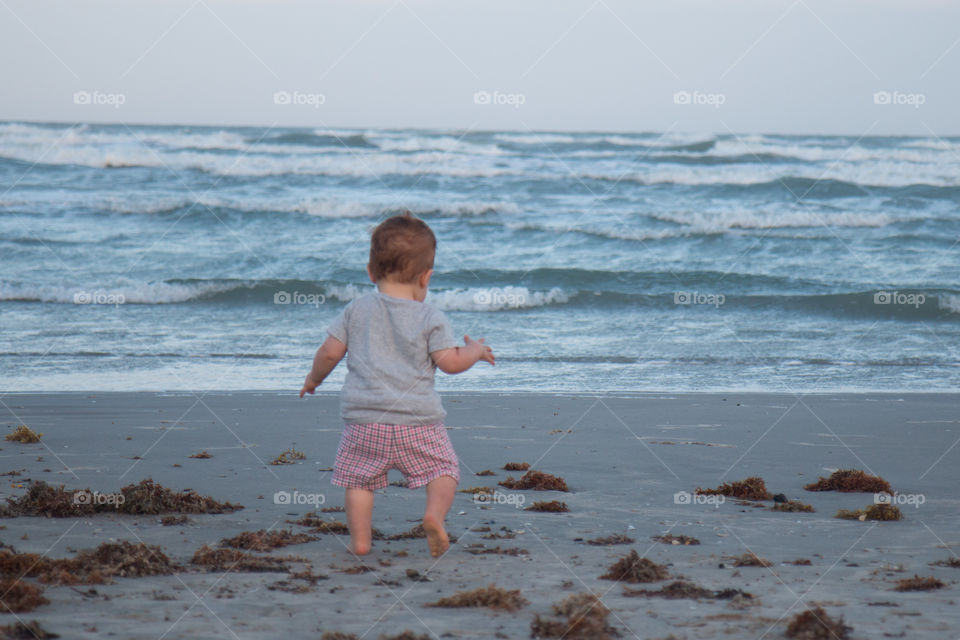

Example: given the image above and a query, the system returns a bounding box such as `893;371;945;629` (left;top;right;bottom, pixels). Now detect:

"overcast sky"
1;0;957;136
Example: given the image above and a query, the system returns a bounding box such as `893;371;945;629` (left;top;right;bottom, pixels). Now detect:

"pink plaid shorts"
332;422;460;490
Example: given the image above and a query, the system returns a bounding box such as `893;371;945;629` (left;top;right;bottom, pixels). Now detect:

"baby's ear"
366;263;377;283
420;268;433;289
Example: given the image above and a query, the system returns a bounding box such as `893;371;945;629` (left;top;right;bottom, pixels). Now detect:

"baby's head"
368;212;436;298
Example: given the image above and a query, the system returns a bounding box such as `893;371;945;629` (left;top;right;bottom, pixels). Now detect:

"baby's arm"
299;336;347;397
432;335;495;374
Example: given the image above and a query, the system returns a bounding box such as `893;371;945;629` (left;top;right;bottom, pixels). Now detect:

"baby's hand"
299;375;320;398
464;335;495;366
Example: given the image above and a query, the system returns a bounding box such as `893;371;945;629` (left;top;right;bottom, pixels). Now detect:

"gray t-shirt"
327;291;457;426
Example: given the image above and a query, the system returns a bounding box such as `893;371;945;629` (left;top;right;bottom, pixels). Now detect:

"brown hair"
368;212;436;283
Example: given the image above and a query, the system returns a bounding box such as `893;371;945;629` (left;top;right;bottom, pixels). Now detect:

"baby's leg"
423;475;456;557
345;488;375;556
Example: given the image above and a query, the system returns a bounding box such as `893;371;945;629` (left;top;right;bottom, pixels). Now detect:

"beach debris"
651;534;700;545
458;486;493;495
0;478;240;518
785;606;852;639
503;462;530;471
380;524;457;543
405;568;430;582
4;426;42;444
320;506;345;513
425;584;528;611
475;469;496;476
530;592;618;639
894;575;945;591
499;470;569;492
464;544;527;556
730;551;772;568
771;501;815;513
1;541;177;586
931;557;960;568
525;500;569;512
804;469;892;494
585;534;635;546
340;565;373;574
773;493;788;503
287;514;356;535
160;515;189;526
696;476;771;501
191;545;297;572
270;448;306;465
600;550;669;583
219;529;316;551
0;619;59;638
0;579;49;613
791;558;813;566
320;633;431;640
188;450;212;459
834;504;902;521
622;580;755;601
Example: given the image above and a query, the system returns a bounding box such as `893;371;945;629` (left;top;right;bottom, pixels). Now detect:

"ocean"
1;121;957;393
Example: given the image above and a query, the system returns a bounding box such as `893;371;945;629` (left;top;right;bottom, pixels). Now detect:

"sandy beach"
1;391;958;639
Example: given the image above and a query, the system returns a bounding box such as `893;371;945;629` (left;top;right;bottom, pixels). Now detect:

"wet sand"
0;392;958;638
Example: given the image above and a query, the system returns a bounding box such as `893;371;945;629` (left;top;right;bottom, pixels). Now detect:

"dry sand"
0;391;958;638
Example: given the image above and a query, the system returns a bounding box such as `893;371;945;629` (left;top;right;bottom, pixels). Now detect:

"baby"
299;212;494;557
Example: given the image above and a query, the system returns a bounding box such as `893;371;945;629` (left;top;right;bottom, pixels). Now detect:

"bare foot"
422;514;449;557
351;540;371;556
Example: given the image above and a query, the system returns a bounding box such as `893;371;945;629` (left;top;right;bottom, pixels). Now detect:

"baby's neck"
376;280;420;301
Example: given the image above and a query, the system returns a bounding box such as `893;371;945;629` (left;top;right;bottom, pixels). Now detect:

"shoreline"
0;392;957;638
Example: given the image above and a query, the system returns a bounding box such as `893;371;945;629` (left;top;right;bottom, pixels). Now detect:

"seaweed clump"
5;426;42;443
503;462;530;471
191;545;297;573
599;550;669;583
622;580;754;602
731;552;772;568
425;584;528;611
220;529;316;551
475;469;496;476
586;534;635;546
931;557;960;568
499;470;569;492
1;541;177;586
785;607;852;639
0;579;49;613
651;533;700;545
894;575;945;591
771;501;815;513
270;448;306;465
0;619;59;638
696;476;771;500
0;479;242;518
530;593;618;639
835;504;902;521
804;469;892;494
525;500;569;512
